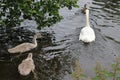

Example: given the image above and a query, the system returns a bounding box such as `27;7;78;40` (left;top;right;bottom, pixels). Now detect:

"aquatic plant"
72;56;120;80
71;60;86;80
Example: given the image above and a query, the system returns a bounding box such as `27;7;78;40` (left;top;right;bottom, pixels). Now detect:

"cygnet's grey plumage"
8;33;42;53
18;53;35;76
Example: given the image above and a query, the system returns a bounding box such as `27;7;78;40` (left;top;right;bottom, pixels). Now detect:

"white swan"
8;33;42;53
79;9;95;43
18;53;35;76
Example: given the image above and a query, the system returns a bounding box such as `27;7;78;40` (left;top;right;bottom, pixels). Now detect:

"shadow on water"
0;0;120;80
0;26;74;80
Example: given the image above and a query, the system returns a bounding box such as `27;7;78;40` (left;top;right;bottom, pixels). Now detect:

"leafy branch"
0;0;79;29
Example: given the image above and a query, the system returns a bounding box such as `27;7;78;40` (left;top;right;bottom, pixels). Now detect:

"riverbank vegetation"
72;56;120;80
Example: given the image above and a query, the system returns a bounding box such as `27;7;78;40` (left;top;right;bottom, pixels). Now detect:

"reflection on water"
0;26;74;80
0;0;120;80
92;0;120;21
91;0;120;43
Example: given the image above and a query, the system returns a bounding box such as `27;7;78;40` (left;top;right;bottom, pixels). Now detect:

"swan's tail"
79;34;81;41
8;48;17;53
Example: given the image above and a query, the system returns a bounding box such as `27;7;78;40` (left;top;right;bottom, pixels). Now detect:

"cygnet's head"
27;53;33;59
34;32;43;39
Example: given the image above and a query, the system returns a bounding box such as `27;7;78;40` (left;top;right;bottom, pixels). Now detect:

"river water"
0;0;120;80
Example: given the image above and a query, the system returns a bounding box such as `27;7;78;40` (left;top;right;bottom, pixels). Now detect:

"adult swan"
79;9;95;43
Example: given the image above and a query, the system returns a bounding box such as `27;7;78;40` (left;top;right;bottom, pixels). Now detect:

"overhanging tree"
0;0;79;29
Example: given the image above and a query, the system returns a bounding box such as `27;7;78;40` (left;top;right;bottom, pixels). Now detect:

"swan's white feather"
79;26;95;43
79;9;95;43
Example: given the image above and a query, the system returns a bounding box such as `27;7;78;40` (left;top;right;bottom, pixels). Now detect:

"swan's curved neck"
86;9;90;27
33;35;37;46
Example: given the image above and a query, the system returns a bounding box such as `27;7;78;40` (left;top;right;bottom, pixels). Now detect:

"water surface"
0;0;120;80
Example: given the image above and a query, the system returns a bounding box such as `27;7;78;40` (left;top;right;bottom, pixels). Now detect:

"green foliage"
0;0;79;29
93;61;108;80
71;60;87;80
72;56;120;80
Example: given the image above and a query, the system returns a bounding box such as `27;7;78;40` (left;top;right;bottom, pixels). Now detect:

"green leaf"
74;5;80;8
117;77;120;80
92;76;100;80
107;72;114;77
117;67;120;72
111;64;116;68
80;74;87;78
71;72;77;78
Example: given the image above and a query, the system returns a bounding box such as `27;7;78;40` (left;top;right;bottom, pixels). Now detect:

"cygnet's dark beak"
36;32;44;38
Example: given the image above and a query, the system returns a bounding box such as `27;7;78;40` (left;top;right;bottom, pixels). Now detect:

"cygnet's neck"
86;9;90;27
33;35;37;47
27;53;33;59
